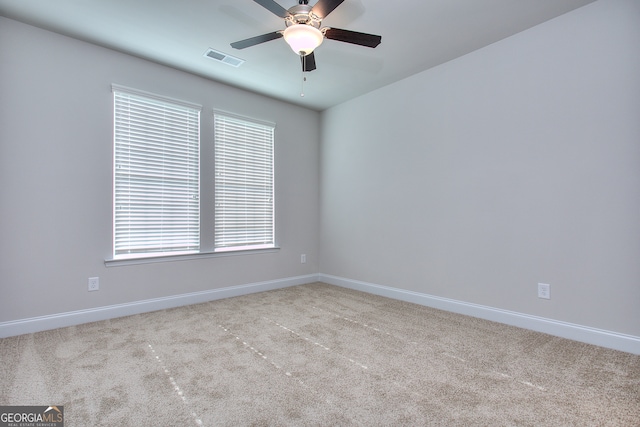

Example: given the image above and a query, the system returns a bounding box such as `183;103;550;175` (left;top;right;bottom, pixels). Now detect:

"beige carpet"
1;283;638;426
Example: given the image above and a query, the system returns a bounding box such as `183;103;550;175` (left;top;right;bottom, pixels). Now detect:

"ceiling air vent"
203;48;244;67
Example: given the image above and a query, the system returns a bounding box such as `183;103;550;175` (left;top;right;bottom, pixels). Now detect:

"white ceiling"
0;0;596;111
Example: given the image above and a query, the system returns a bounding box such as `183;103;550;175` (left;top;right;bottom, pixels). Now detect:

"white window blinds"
113;86;201;257
214;112;274;251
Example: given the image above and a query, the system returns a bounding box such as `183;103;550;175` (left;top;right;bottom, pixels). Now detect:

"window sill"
104;247;280;267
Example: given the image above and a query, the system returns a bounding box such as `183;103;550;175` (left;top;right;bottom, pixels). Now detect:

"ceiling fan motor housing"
285;4;322;28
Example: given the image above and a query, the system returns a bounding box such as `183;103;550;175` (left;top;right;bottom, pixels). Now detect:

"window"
214;112;275;251
110;86;276;263
113;85;201;258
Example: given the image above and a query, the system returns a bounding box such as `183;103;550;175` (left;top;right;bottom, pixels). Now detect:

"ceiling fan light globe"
283;24;323;56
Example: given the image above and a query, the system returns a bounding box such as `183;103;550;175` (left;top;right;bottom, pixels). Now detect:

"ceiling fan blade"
311;0;345;19
301;52;317;72
323;27;382;48
231;31;283;49
253;0;290;18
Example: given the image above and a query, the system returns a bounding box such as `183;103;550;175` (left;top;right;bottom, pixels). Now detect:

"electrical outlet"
301;254;306;264
88;277;100;292
538;283;550;299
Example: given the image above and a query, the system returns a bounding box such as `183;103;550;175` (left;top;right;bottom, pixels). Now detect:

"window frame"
213;110;276;253
111;85;202;260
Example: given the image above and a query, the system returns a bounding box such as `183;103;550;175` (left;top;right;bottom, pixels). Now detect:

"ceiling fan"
231;0;382;72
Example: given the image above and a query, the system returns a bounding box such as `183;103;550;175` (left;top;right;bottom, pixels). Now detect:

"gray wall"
0;17;320;322
319;0;640;336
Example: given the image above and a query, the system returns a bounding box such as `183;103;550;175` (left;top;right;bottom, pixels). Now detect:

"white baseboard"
0;274;319;338
3;273;638;355
319;274;640;355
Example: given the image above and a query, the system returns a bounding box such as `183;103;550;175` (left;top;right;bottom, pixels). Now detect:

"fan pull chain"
300;54;306;97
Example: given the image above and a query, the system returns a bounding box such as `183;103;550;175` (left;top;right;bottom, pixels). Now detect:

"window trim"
104;246;280;267
111;84;202;111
